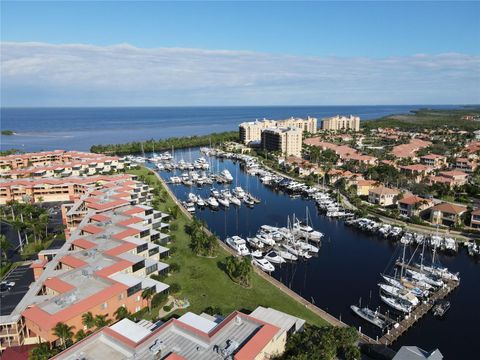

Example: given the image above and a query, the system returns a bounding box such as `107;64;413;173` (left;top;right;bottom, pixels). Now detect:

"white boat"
196;196;206;207
406;269;444;288
253;258;275;272
221;169;233;182
246;237;264;249
378;283;419;306
218;197;230;207
211;189;221;198
188;193;198;203
256;233;275;246
207;197;219;209
250;250;263;258
226;236;250;256
183;201;196;213
264;251;286;264
233;186;245;198
292;222;323;242
297;241;319;253
278;250;298;261
229;196;241;206
350;305;390;329
243;196;254;206
380;294;412;313
381;275;429;298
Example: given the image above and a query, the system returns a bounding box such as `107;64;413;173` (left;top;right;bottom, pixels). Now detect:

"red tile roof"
431;202;467;214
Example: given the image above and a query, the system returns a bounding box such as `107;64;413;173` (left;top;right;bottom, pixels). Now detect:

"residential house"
420;154;447;169
368;186;400;206
430;202;467;227
471;209;480;228
400;164;434;183
398;195;433;218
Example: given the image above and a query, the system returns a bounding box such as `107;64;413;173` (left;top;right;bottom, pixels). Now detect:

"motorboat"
220;169;233;182
196;196;206;207
278;250;298;261
188;193;198;203
250;250;263;258
218;197;230;207
229;196;241;206
256;233;275;246
226;236;250;256
207;197;219;209
264;251;286;264
246;237;264;249
253;258;275;272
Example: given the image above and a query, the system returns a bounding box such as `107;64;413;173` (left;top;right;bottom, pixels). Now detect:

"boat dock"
378;264;460;345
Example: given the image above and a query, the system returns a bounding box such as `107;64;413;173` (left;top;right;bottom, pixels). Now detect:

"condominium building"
321;115;360;132
368;186;400;206
0;174;171;351
0;150;128;179
53;306;305;360
261;127;303;157
239;117;317;144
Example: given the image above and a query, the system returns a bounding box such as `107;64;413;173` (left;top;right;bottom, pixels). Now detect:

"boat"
406;269;444;288
218;197;230;207
380;294;412;313
183;201;196;213
378;283;419;306
246;237;264;249
252;258;275;272
188;193;198;203
225;236;250;256
264;251;286;264
232;186;245;198
250;250;263;258
229;196;241;206
243;196;254;207
350;305;390;329
381;274;429;298
196;196;206;207
220;169;233;182
207;197;219;209
256;233;275;246
433;300;450;317
277;250;298;261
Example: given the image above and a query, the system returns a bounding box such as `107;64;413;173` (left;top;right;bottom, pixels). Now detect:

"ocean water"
0;105;460;152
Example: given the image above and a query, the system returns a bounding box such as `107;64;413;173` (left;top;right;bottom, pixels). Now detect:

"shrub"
169;262;180;273
169;283;181;294
163;304;172;312
151;292;168;308
169;222;178;231
203;306;222;316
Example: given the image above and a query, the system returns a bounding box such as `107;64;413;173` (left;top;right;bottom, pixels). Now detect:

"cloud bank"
1;42;479;106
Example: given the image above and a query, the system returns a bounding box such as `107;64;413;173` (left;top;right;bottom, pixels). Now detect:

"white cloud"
1;42;479;106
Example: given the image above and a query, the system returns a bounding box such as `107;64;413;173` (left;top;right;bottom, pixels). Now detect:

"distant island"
362;108;480;131
1;130;15;136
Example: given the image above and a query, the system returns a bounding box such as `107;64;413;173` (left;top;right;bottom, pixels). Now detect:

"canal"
149;147;478;359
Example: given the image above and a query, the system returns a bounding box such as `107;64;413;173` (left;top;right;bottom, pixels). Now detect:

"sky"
1;1;479;106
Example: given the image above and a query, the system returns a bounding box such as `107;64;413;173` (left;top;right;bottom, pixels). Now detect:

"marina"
147;147;479;359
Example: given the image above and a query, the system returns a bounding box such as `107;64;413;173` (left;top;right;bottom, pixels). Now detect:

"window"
118;293;125;300
127;283;142;297
100;302;108;310
136;295;141;302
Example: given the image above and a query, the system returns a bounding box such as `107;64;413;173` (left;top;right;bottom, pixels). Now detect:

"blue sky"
1;1;479;106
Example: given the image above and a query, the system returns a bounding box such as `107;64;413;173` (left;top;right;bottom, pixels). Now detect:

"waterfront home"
399;164;435;183
430;202;467;227
420;154;447;169
52;307;305;360
397;195;433;218
391;138;432;159
368;186;400;206
470;209;480;228
348;178;379;196
453;157;477;174
429;170;469;188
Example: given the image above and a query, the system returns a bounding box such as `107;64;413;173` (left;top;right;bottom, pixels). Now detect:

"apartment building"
368;186;400;206
399;164;435;183
453;158;477;174
419;154;447;169
470;209;480;228
429;170;469;188
0;175;170;352
430;202;467;227
239;117;317;144
0;151;127;179
53;307;305;360
0;174;134;204
321;115;360;132
261;127;303;157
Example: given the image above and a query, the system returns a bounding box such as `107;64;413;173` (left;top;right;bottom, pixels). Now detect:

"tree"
52;322;75;350
12;220;26;252
0;234;11;261
94;314;111;328
169;282;181;294
114;306;131;321
75;329;88;342
81;312;95;330
142;287;155;313
30;342;54;360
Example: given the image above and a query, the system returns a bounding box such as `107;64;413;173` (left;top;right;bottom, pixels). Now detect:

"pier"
378;266;460;345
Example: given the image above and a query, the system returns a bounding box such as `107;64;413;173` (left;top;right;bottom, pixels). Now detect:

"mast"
400;243;407;279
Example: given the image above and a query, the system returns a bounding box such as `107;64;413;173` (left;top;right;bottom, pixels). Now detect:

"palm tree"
30;342;53;360
114;306;130;321
52;322;74;350
142;287;155;313
11;220;26;252
81;312;95;330
75;329;88;342
94;314;111;328
0;234;11;261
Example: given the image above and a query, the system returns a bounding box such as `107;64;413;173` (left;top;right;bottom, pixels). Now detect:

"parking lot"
0;265;34;316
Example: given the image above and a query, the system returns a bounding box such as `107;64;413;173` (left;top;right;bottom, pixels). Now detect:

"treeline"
90;131;239;155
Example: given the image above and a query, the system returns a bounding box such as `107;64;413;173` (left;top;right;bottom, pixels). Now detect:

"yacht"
207;197;219;209
278;250;298;261
264;251;286;264
256;233;275;246
225;236;250;256
188;193;198;203
350;305;390;329
221;169;234;182
196;196;206;207
406;269;444;288
229;196;241;206
250;250;263;258
232;186;245;198
380;294;412;313
381;275;429;298
218;197;230;207
246;237;265;249
378;283;419;306
253;258;275;272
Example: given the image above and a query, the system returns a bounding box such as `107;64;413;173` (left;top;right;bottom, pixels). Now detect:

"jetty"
378;263;460;345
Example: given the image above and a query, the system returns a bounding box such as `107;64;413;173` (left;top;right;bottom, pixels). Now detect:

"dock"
378;264;460;345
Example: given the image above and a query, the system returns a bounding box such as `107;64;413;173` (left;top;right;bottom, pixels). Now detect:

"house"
368;186;400;206
420;154;447;169
429;170;469;188
453;158;477;174
400;164;434;183
430;202;467;227
348;179;379;196
471;209;480;228
398;195;433;218
392;346;443;360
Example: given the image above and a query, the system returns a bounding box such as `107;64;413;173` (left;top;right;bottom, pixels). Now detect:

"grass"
127;166;329;327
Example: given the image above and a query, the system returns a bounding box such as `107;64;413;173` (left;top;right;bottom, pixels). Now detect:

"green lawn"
128;167;329;327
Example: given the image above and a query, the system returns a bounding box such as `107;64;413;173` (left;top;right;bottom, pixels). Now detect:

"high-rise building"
261;127;303;157
239;117;317;144
321;115;360;132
